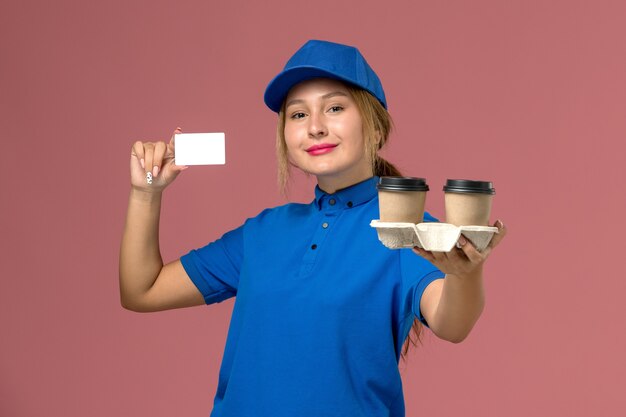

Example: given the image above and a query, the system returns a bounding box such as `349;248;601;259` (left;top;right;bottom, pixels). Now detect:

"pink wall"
2;1;625;416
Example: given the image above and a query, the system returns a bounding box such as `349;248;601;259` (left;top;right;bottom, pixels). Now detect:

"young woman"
120;40;506;417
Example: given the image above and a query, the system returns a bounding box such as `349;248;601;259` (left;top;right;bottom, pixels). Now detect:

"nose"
307;111;328;139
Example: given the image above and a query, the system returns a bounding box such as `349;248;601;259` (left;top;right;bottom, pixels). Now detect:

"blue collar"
313;176;378;211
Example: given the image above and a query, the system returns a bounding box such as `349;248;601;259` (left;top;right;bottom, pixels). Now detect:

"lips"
306;143;337;155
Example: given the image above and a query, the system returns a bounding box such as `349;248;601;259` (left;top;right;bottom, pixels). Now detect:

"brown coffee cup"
377;177;429;223
443;179;495;226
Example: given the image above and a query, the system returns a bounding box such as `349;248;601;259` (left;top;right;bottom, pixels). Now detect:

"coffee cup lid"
443;179;495;195
377;176;429;191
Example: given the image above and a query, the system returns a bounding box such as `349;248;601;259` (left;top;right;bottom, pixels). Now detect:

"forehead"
285;78;351;102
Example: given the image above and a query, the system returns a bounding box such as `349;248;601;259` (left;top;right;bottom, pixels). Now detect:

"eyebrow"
285;91;349;108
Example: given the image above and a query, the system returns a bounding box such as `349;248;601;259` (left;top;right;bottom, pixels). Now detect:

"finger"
170;127;182;147
143;143;154;174
169;127;185;166
480;246;493;259
458;235;483;263
430;250;449;264
165;141;187;171
447;242;469;262
170;162;189;172
413;247;435;262
487;219;507;249
166;138;175;159
166;140;186;170
152;141;167;178
132;141;146;169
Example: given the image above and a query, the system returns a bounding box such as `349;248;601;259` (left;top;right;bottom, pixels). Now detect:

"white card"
174;133;226;165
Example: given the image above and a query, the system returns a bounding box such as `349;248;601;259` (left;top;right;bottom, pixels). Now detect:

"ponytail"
374;156;426;360
374;157;402;178
342;86;423;361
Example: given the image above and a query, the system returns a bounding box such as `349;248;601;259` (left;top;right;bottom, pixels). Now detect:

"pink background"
2;1;625;416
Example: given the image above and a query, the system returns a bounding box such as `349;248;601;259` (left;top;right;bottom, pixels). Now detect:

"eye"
290;112;307;120
328;105;344;113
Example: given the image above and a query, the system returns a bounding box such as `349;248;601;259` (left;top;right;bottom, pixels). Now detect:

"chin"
293;161;335;176
306;166;342;178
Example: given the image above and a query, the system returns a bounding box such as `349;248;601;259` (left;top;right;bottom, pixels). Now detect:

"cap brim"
264;66;360;113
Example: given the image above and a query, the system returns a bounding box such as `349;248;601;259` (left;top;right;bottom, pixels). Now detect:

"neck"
316;171;374;194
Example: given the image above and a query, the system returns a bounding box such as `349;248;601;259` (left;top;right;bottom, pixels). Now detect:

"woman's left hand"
413;220;507;278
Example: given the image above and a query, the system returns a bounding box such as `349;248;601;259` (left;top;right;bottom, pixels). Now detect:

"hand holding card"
174;133;226;166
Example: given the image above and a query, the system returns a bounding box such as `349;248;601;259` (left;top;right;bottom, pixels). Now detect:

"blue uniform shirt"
181;176;444;417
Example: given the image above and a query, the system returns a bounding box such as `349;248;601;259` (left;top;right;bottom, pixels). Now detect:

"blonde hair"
275;82;422;361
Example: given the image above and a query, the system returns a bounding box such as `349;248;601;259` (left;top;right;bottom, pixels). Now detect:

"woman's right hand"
130;127;188;192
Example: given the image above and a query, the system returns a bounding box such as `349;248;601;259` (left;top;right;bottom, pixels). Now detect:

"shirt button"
311;244;318;250
347;201;353;208
329;199;336;206
322;222;329;229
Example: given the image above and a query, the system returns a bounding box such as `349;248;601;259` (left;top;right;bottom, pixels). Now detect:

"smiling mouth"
306;144;338;155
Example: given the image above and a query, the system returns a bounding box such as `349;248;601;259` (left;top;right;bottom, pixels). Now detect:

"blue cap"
264;40;387;113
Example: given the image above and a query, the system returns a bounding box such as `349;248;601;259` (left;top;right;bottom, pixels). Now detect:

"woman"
120;40;506;417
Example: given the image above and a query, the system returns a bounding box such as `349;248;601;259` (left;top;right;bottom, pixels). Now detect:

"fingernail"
458;236;467;246
496;220;504;228
140;158;145;169
152;166;159;177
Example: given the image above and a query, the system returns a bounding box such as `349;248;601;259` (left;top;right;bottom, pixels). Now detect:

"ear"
374;130;383;149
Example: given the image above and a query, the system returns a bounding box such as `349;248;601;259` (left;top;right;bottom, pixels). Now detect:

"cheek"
284;137;298;157
335;114;365;148
282;131;300;163
348;126;366;152
283;125;299;149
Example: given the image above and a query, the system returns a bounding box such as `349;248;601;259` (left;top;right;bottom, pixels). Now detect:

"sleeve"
400;248;445;325
423;211;439;223
180;224;244;305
